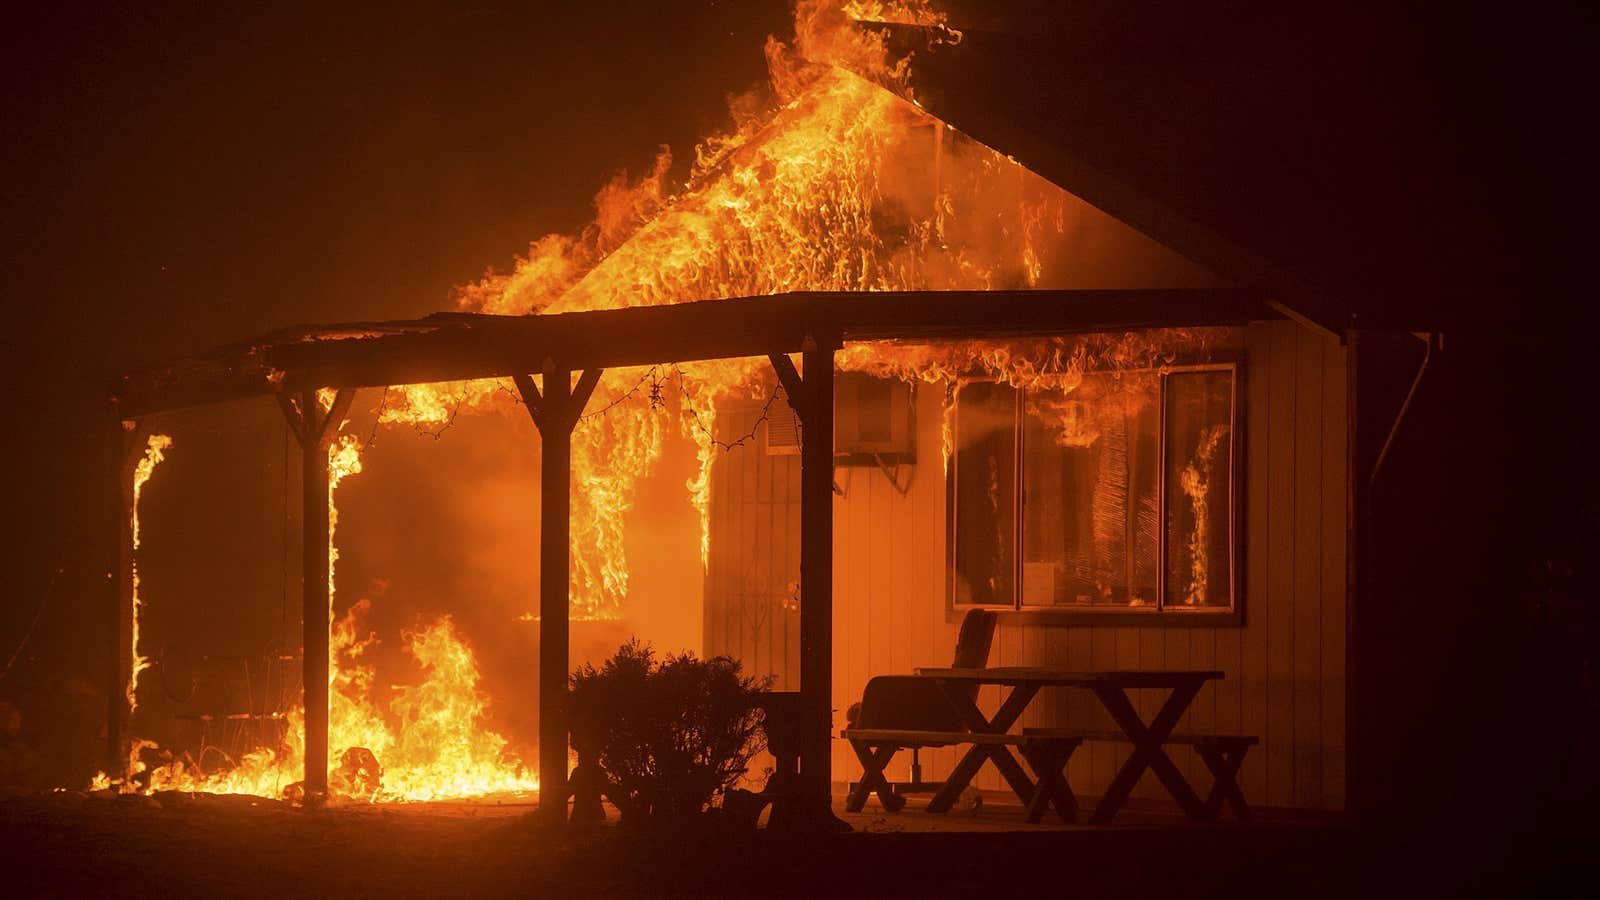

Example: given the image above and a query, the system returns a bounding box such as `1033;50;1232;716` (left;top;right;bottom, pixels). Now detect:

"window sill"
947;605;1243;628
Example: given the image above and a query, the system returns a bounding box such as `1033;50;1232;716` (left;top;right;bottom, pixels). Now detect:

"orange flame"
96;430;535;801
1178;425;1229;605
370;0;1098;624
127;433;172;713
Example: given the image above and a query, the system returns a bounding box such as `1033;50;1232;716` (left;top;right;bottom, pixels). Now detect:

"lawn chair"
843;608;997;810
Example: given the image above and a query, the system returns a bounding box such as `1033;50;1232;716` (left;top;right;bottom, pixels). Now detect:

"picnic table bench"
840;729;1034;814
1020;729;1258;823
842;667;1256;824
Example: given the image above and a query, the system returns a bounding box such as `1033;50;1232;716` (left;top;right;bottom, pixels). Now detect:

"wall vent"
764;394;802;455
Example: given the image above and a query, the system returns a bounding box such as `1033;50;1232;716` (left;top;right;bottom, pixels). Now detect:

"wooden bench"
1023;728;1259;823
840;728;1028;813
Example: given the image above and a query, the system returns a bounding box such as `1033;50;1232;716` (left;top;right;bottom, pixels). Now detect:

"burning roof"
113;1;1281;628
100;1;1305;805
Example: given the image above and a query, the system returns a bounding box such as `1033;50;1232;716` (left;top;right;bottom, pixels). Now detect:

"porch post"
513;365;602;826
106;418;140;779
770;338;836;808
1346;331;1364;822
277;388;354;805
300;404;331;802
799;345;834;803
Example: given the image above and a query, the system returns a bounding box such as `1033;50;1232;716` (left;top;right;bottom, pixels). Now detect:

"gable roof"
886;10;1546;334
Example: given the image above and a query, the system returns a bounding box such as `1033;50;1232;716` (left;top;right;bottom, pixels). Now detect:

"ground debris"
115;792;160;810
154;790;193;809
46;789;87;807
328;747;383;802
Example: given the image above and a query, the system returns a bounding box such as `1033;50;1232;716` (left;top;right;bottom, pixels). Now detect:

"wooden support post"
300;404;331;803
537;368;572;827
106;418;142;779
799;346;834;805
1346;331;1363;823
277;387;355;805
770;338;836;814
1345;331;1432;824
513;365;601;826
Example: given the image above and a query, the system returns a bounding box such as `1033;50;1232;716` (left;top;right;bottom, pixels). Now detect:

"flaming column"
127;433;173;713
512;364;602;825
106;420;148;778
276;388;355;805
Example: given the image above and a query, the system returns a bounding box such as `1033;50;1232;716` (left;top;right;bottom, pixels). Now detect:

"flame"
327;433;362;578
96;431;535;801
128;433;172;713
1178;425;1228;605
98;603;537;801
368;1;1110;624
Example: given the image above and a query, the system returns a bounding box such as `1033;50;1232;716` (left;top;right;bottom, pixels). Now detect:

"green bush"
569;640;770;823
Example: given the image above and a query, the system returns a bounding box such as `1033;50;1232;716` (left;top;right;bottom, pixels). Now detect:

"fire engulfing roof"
113;288;1274;418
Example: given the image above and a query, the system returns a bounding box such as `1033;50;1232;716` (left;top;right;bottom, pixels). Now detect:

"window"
948;364;1240;621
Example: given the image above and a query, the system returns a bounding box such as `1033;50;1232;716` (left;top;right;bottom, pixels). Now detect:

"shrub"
569;640;770;823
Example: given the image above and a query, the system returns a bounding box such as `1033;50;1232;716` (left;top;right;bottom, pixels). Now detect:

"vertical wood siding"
704;320;1347;811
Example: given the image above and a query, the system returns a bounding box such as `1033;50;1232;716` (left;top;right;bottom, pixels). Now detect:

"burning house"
88;1;1445;828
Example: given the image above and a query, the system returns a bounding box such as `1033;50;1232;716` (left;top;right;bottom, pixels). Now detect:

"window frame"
944;359;1245;627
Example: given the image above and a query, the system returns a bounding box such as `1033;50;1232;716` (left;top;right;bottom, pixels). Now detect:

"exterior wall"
704;320;1347;811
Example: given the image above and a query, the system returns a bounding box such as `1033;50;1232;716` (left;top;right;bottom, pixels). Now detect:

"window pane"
952;381;1016;605
1164;369;1235;608
1022;372;1160;607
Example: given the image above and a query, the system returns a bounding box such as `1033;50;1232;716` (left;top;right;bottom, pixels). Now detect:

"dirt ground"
1;792;1586;898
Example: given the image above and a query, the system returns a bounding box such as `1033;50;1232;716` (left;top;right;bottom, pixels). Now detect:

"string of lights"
670;364;782;452
577;366;661;422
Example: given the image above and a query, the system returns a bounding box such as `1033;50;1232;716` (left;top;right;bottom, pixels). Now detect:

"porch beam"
766;353;807;420
115;289;1279;418
567;368;602;430
511;373;544;427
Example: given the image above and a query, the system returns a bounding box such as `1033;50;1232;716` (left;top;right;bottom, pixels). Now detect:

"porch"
109;288;1284;824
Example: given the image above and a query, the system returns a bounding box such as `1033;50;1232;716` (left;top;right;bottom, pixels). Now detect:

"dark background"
2;0;1590;870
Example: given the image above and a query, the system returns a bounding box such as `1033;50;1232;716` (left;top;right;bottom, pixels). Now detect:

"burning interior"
93;1;1347;818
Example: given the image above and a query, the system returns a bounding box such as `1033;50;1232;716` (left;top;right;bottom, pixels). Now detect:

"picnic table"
906;667;1224;823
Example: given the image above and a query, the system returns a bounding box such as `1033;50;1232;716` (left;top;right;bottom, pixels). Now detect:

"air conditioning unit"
766;374;915;464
